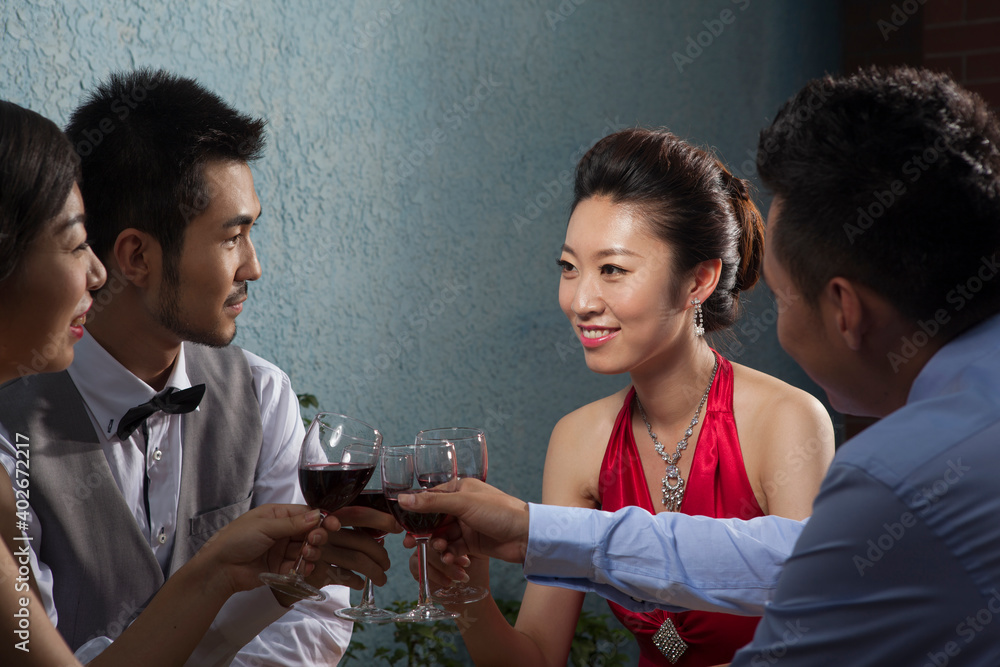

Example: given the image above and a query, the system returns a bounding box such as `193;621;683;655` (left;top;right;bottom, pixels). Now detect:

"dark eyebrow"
560;243;642;260
594;246;642;260
55;214;87;235
562;243;642;259
222;207;262;229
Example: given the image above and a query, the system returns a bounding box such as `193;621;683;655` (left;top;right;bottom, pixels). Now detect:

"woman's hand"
195;503;327;597
403;532;473;589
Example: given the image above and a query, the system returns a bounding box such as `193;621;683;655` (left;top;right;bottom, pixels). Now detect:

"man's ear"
823;277;868;351
689;258;723;304
113;229;160;288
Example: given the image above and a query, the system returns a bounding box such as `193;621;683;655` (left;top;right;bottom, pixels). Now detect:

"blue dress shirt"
525;312;1000;665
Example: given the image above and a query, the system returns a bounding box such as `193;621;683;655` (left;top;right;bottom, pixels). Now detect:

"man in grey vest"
0;69;385;665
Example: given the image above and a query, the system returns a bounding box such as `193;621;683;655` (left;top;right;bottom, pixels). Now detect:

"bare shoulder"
730;362;831;435
543;386;631;508
730;362;835;518
550;387;630;448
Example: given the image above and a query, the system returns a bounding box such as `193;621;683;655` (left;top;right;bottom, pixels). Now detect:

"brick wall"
924;0;1000;108
842;0;1000;108
842;0;924;72
838;0;1000;438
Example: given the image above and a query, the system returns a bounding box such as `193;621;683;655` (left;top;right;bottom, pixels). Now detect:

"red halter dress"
597;352;763;666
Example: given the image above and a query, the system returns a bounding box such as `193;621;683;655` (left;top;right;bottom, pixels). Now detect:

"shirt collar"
908;311;1000;404
67;329;195;441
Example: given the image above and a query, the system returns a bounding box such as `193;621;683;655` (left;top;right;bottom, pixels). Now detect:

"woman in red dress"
451;129;835;666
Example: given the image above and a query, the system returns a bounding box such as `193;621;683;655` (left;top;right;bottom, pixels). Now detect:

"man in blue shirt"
401;66;1000;664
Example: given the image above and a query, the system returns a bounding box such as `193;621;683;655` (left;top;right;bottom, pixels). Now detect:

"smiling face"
558;196;692;375
155;160;262;347
0;184;106;378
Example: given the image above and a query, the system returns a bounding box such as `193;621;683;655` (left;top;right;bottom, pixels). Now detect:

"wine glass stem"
289;510;328;579
290;552;307;578
357;537;384;608
416;537;433;608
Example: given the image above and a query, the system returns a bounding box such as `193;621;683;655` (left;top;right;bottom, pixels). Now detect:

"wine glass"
334;470;397;622
260;412;382;602
414;427;489;604
382;442;459;622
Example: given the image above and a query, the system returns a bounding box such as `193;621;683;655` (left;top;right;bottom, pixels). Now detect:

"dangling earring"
692;298;704;337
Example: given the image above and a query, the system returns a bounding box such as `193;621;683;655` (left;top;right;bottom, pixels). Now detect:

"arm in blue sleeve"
523;503;804;615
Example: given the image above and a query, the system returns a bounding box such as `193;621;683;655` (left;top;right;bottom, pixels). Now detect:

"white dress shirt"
0;330;352;666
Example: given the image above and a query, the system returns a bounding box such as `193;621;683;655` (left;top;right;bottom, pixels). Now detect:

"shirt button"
158;532;167;544
153;449;163;461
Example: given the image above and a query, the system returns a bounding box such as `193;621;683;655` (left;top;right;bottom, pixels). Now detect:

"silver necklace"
635;356;719;512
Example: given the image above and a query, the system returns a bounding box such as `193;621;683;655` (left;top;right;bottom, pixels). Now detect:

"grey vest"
0;344;264;650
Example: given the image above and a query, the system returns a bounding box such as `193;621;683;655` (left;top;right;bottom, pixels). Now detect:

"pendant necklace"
635;356;719;512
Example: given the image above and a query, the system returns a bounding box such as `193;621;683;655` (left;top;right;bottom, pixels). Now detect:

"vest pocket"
186;494;254;550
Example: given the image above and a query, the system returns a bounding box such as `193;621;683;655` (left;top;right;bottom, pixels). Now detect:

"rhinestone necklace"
635;356;719;512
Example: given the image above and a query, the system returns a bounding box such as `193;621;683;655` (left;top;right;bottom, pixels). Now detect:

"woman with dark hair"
445;129;835;666
0;100;387;666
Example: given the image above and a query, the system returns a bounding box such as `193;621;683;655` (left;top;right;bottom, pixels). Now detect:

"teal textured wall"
2;0;840;662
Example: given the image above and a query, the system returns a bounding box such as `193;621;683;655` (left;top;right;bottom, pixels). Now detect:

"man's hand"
397;479;530;564
301;506;400;591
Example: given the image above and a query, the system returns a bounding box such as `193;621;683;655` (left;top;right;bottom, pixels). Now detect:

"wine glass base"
431;583;489;605
259;572;326;602
393;605;460;623
335;606;398;623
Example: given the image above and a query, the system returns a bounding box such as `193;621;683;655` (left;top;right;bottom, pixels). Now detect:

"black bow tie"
116;384;206;440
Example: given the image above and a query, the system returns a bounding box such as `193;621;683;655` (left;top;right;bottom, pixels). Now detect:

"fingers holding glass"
334;463;398;622
382;442;459;622
259;413;382;602
413;428;489;604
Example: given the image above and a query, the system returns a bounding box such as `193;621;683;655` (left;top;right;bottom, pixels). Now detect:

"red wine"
299;463;375;513
349;491;392;539
387;493;447;537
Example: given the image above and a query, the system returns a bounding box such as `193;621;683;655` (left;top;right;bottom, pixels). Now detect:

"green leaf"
296;392;319;409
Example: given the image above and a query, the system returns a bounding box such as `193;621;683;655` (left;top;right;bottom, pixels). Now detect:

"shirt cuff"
523;502;599;579
185;587;291;667
523;503;670;612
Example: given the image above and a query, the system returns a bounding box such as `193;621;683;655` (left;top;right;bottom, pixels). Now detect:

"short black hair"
0;100;80;282
64;68;266;278
758;66;1000;337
